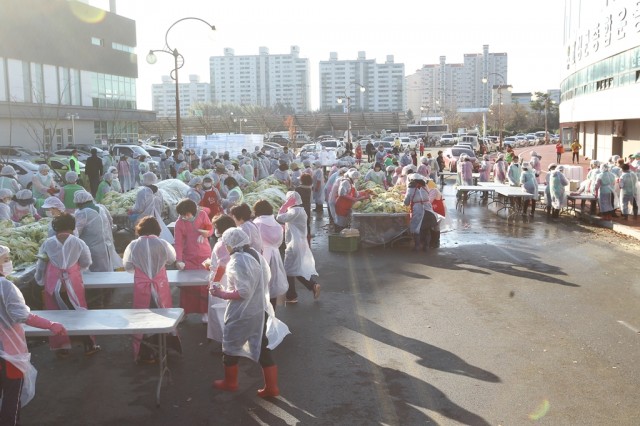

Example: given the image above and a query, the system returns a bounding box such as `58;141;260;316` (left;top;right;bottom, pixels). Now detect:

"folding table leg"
156;334;168;407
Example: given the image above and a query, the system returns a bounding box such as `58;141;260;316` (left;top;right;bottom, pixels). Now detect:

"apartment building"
152;75;211;117
209;46;310;113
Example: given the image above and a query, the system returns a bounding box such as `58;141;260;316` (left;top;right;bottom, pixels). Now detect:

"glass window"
91;37;103;46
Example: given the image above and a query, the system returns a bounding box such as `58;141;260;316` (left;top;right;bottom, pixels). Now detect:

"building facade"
406;45;508;117
0;0;154;151
209;46;310;113
319;52;406;113
152;75;211;117
560;0;640;160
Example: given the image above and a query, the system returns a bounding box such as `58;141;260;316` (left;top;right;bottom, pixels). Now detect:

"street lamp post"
482;73;509;150
420;105;430;145
233;117;247;134
146;17;216;151
66;113;79;146
337;83;366;148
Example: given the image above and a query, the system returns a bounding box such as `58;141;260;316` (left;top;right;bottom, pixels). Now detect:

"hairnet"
531;151;538;156
108;166;117;174
13;190;34;208
346;170;360;180
65;171;78;183
402;164;416;176
160;153;167;160
143;171;157;186
483;154;489;160
386;165;395;172
103;172;112;181
177;154;185;162
188;177;203;187
557;165;565;172
139;162;149;172
74;190;94;204
291;162;299;170
0;245;9;258
226;165;235;174
600;163;610;171
285;191;303;205
1;165;17;177
215;164;226;173
420;157;429;164
38;164;50;173
521;161;531;170
0;189;13;200
313;160;322;167
303;159;311;167
548;163;557;170
221;227;250;249
497;153;505;160
42;196;66;210
611;155;620;163
339;167;348;174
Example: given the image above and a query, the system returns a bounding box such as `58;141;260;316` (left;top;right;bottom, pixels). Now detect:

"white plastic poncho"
75;205;123;272
221;237;289;362
253;215;288;298
0;277;38;407
239;221;263;254
549;169;569;209
131;186;174;244
276;205;318;280
123;236;176;279
34;235;92;303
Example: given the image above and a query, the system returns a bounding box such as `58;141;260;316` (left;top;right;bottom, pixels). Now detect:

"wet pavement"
21;174;640;425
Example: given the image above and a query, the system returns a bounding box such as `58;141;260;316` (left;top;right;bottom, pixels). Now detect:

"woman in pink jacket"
174;199;213;321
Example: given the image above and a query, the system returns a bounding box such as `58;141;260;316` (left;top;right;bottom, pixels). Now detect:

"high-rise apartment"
0;0;154;150
319;52;406;113
152;75;211;117
407;45;508;115
209;46;310;113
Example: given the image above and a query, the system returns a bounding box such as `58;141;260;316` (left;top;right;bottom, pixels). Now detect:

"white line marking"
617;320;640;334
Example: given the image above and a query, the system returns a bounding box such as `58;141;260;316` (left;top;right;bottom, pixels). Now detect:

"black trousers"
286;276;315;300
0;358;23;426
572;152;579;163
223;313;274;368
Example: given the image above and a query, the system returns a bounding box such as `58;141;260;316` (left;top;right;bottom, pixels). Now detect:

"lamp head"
337;98;343;104
146;51;158;65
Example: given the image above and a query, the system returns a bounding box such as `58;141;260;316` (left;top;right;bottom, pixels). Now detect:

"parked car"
503;137;517;148
443;147;478;172
2;159;62;189
140;145;164;163
458;135;479;152
65;144;108;157
525;134;537;146
299;143;320;156
111;144;159;175
0;146;42;161
261;142;284;155
265;135;291;147
319;140;346;157
440;134;457;146
373;141;394;153
53;148;90;162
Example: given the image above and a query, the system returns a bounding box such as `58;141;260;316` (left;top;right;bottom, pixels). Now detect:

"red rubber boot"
257;365;279;398
213;365;239;392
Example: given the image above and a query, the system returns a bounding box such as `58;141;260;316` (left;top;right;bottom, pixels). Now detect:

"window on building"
91;37;104;46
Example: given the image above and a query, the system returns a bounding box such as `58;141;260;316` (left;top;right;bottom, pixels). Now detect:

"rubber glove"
278;197;296;214
176;261;186;270
211;286;241;300
25;314;67;335
197;235;206;244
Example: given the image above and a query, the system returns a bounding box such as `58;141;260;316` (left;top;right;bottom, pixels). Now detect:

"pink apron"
132;267;177;360
43;262;93;350
179;259;209;314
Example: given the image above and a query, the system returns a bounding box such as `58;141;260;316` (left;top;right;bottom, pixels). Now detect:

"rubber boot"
412;234;422;251
213;364;239;392
257;365;279;398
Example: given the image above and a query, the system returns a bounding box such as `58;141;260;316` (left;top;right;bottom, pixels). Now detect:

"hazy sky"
89;0;566;111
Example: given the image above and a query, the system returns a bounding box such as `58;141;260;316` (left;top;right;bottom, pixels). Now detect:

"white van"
458;135;479;151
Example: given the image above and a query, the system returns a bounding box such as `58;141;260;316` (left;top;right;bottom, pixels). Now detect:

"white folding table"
455;185;496;213
24;308;184;406
81;270;210;289
493;187;536;218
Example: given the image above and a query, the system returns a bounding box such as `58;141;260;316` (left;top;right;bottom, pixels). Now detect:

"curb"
576;212;640;241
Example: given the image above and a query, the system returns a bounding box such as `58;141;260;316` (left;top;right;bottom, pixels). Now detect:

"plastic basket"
328;234;360;253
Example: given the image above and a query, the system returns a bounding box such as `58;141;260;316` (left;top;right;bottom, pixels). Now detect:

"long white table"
24;308;184;406
82;270;210;289
494;187;536;218
455;185;496;213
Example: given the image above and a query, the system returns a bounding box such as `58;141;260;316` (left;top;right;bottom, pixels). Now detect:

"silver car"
2;159;62;189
